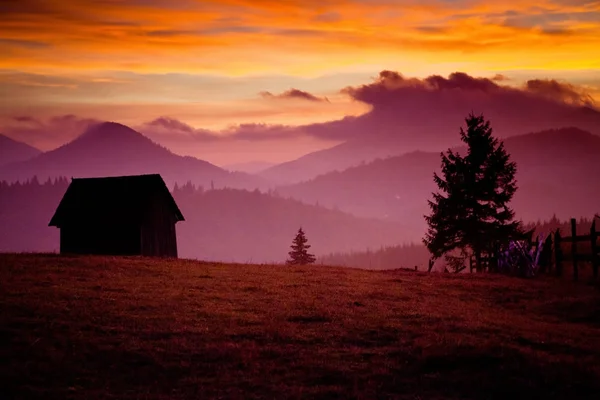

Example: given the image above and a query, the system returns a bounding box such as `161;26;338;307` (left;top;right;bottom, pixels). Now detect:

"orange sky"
1;0;599;158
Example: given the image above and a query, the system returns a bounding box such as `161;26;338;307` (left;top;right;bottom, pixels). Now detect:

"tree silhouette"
287;227;316;265
424;113;522;271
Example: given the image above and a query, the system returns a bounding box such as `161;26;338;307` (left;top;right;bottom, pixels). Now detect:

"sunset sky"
1;0;599;164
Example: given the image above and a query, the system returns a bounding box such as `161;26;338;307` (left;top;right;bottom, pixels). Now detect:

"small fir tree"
287;227;316;265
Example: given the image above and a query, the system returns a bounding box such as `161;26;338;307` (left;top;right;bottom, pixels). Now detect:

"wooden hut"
49;174;184;257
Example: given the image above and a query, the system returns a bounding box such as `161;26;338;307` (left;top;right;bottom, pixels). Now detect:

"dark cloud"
13;115;42;124
137;118;303;143
492;74;509;81
260;88;329;102
144;117;196;134
326;70;600;147
146;29;197;37
224;123;303;141
145;26;322;38
526;79;595;107
340;71;502;109
343;71;596;109
541;27;574;36
0;38;50;49
415;26;448;33
138;117;219;142
313;11;341;23
269;28;323;37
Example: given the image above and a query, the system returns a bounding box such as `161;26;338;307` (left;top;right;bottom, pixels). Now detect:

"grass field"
1;254;600;399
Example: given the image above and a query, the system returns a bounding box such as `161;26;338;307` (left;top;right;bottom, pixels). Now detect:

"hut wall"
140;192;178;257
60;222;141;255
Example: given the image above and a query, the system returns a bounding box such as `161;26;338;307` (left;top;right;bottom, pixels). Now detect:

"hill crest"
0;134;42;166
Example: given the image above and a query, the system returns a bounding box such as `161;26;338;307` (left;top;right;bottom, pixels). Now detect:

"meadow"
1;254;600;399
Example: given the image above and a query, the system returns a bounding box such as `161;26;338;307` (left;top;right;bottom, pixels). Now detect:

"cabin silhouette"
49;174;184;257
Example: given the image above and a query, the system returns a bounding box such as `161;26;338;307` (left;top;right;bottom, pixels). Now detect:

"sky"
1;0;599;164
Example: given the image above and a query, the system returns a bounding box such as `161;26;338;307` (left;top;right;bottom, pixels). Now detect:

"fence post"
544;235;553;274
591;220;598;279
555;229;562;277
571;218;578;281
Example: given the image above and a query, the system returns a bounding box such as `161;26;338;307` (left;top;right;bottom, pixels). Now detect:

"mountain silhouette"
0;122;264;189
261;106;600;184
0;134;41;167
278;127;600;241
260;136;407;184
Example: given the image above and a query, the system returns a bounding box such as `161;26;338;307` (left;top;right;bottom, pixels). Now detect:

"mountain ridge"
277;127;600;241
0;134;42;167
0;121;266;190
261;117;600;184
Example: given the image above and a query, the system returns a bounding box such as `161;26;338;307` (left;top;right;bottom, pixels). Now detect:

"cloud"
224;123;304;141
343;70;597;109
144;117;197;134
342;71;503;106
492;74;510;81
137;117;304;143
0;115;98;150
525;79;595;107
0;38;50;49
323;70;600;147
260;89;329;102
13;115;42;124
313;11;342;23
137;117;221;142
0;113;307;154
3;70;600;160
2;0;599;76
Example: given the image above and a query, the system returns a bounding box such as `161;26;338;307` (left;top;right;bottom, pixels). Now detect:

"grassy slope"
1;254;600;399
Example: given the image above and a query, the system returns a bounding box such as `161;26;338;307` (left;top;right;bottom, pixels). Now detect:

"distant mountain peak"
69;120;166;153
0;122;264;190
0;134;42;167
80;121;143;139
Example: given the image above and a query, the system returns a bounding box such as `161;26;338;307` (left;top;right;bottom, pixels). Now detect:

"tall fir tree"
424;113;522;271
287;227;316;265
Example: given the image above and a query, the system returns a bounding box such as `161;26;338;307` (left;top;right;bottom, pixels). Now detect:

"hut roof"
49;174;184;227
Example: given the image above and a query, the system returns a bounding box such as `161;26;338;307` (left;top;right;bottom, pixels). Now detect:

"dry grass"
1;254;600;399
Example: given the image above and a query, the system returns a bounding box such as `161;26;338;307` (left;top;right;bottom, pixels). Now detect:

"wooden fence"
464;217;599;280
467;229;541;273
555;218;599;280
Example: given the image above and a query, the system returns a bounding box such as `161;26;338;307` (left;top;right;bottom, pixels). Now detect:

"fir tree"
287;227;316;265
424;113;522;271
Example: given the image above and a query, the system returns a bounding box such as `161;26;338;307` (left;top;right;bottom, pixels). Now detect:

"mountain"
0;134;41;166
261;106;600;184
224;161;275;174
0;180;412;263
278;128;600;241
260;135;415;184
0;122;264;190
